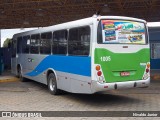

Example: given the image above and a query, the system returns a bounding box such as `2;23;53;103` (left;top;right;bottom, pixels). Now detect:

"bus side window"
30;34;40;54
52;30;68;55
40;32;52;54
22;36;30;54
17;37;23;54
68;26;90;56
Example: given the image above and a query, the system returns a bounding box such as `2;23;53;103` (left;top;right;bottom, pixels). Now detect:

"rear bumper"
90;78;150;93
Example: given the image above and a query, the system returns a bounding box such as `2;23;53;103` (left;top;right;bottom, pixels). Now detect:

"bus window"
17;37;23;54
30;34;40;54
52;30;68;55
22;36;30;54
98;20;146;44
40;32;52;54
97;21;103;43
68;26;90;56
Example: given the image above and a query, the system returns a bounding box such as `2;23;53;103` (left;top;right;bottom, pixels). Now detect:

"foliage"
3;38;11;48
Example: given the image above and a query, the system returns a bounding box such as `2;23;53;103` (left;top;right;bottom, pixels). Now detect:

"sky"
0;22;160;47
147;22;160;27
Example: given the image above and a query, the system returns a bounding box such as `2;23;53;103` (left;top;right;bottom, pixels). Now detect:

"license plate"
120;72;130;76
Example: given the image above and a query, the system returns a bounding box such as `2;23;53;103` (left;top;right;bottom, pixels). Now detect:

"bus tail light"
96;65;100;71
95;64;105;84
97;71;102;76
146;63;150;73
147;63;150;68
142;62;150;80
146;68;149;73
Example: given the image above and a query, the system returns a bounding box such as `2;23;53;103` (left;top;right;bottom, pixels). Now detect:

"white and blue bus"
11;16;150;95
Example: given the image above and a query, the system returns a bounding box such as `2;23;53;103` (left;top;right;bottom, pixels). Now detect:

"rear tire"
47;73;60;95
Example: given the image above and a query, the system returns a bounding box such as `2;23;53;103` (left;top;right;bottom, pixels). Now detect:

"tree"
3;38;11;48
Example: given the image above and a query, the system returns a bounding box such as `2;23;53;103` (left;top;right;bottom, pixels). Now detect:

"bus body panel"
11;58;17;75
25;56;91;78
17;54;92;93
12;18;94;93
90;78;150;93
93;45;150;83
17;54;47;83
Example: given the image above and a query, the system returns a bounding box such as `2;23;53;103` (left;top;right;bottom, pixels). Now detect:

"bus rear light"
146;68;149;73
142;62;150;80
96;65;101;71
95;64;105;83
104;86;108;88
147;63;150;68
97;71;102;76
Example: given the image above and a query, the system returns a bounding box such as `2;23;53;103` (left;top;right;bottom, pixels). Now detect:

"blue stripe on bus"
26;56;91;77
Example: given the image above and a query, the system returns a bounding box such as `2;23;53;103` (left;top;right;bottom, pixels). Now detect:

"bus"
11;16;150;95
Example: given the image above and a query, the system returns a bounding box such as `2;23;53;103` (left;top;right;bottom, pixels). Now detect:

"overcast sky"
147;22;160;27
0;22;160;47
1;28;38;47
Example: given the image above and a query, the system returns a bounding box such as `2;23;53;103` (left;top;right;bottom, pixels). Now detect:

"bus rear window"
97;19;146;44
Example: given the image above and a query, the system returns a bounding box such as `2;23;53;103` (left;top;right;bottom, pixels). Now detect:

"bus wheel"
47;73;59;95
18;67;25;82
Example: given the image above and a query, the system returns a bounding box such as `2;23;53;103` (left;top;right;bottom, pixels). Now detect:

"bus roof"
13;16;146;39
99;16;146;23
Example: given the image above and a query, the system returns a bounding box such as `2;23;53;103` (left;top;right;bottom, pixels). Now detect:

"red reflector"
123;46;128;48
97;71;102;76
104;86;108;88
146;69;149;73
